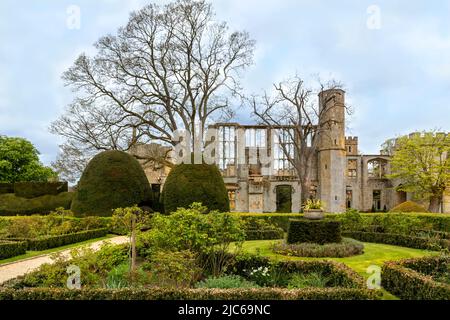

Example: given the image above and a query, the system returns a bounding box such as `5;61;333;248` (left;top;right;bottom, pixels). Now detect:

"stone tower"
317;89;347;213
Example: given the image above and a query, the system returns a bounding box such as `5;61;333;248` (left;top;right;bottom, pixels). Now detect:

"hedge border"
287;219;341;244
382;255;450;300
0;241;27;259
342;231;450;251
272;238;364;258
1;228;109;251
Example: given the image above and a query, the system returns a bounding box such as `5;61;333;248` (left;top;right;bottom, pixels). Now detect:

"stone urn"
304;209;325;220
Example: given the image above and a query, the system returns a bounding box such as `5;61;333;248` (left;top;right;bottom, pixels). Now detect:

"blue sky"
1;0;450;165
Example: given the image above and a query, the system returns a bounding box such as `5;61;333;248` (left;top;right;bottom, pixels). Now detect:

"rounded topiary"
162;163;229;214
389;201;428;213
71;150;152;216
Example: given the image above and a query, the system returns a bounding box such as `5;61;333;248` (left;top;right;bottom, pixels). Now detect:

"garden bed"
272;238;364;258
382;255;450;300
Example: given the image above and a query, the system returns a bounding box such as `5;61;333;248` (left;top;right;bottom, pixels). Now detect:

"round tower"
317;89;346;213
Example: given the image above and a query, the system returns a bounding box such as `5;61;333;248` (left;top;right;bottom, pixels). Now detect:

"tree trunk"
131;215;137;275
300;179;312;210
428;195;442;213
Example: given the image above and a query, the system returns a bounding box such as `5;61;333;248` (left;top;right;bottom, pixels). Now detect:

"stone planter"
304;209;325;220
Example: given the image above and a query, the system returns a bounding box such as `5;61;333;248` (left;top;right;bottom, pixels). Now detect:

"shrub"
144;250;201;288
13;182;68;199
195;275;259;289
272;238;364;258
162;163;229;214
0;241;27;259
10;228;109;251
71;150;152;217
0;192;73;216
0;286;381;300
342;231;450;251
242;218;285;240
0;183;13;195
139;203;245;276
382;255;450;300
390;201;428;213
287;273;330;289
287;219;341;245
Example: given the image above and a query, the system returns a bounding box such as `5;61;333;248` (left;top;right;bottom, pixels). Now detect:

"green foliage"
162;163;229;214
111;206;152;236
138;203;245;276
0;241;27;259
242;217;285;240
105;263;149;289
0;183;13;195
0;192;73;216
0;136;57;183
382;255;450;300
0;286;381;300
390;201;428;213
272;238;364;258
71;150;152;217
13;182;68;199
342;231;450;251
287;219;342;245
388;132;450;212
144;250;201;287
287;272;330;289
195;275;259;289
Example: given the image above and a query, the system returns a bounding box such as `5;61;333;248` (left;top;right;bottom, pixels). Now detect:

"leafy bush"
143;250;201;288
105;263;150;289
0;192;73;216
287;273;330;289
0;241;27;259
162;163;229;214
382;255;450;300
342;231;450;251
272;238;364;258
287;219;341;245
71;150;152;217
195;275;259;289
13;182;68;199
390;201;428;213
139;203;245;276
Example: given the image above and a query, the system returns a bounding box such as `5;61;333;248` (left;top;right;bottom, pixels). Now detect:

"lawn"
234;240;440;300
0;234;116;265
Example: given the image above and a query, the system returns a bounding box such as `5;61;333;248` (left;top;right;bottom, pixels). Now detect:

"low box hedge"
245;229;285;241
287;219;341;245
0;286;380;300
13;182;68;199
2;228;109;251
382;255;450;300
0;241;27;259
342;231;450;251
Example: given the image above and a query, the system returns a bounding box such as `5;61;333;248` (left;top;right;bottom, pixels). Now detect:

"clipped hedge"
245;230;285;241
0;241;27;259
13;182;68;199
287;219;341;245
272;238;364;258
389;201;428;213
3;228;109;251
0;192;74;216
343;231;450;251
234;213;304;232
0;183;14;195
0;286;380;300
382;255;450;300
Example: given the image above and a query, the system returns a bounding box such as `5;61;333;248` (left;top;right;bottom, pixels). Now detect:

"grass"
0;234;117;265
233;240;440;300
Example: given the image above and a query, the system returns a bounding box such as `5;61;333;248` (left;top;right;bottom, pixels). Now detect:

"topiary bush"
287;219;342;245
162;163;229;213
71;151;152;217
390;201;428;213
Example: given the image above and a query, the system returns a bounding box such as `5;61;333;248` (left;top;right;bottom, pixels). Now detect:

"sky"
1;0;450;165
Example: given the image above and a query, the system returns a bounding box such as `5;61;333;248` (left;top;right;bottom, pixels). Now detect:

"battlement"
346;136;358;144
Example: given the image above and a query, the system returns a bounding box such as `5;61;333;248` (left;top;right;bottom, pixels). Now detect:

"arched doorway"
276;185;292;213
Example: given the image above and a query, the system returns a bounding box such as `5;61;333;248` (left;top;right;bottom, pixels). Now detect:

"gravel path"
0;236;129;284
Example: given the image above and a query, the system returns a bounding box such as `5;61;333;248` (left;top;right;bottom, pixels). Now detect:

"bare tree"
251;76;348;206
51;0;255;179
